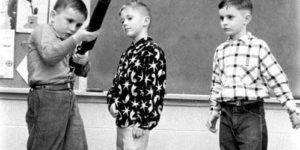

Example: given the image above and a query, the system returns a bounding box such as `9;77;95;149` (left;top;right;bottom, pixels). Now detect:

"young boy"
107;1;166;150
26;0;99;149
206;0;300;150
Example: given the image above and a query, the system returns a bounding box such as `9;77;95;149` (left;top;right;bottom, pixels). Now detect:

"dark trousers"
26;89;88;150
219;101;268;150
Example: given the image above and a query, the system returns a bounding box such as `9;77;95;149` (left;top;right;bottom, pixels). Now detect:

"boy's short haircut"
54;0;88;19
218;0;253;14
118;1;151;28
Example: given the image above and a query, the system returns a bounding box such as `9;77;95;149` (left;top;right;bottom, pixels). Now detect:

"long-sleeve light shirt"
27;24;89;86
210;32;294;110
107;37;167;130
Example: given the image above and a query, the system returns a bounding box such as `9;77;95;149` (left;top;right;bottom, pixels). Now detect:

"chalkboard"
1;0;299;98
87;0;300;97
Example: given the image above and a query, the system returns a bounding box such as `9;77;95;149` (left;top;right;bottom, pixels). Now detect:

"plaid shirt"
210;32;294;110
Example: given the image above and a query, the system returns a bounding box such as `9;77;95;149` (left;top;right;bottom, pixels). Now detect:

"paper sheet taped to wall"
0;29;14;78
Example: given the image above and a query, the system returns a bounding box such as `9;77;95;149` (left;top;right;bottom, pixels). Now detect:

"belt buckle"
236;100;242;106
39;85;47;89
67;82;73;89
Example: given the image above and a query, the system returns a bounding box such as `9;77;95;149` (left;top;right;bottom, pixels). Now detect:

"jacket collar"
131;36;153;47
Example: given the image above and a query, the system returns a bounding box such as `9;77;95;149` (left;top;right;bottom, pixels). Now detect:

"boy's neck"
49;24;65;40
230;27;247;40
133;30;148;44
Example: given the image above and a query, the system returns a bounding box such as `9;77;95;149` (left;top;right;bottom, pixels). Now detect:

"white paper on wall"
0;29;15;78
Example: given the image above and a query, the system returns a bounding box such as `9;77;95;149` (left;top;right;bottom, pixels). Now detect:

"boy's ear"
244;13;252;25
143;16;151;27
49;10;56;23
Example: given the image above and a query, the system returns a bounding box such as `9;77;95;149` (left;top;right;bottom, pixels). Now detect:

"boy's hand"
289;109;300;129
72;29;100;44
285;101;300;129
206;110;220;133
109;104;118;118
132;125;145;139
72;53;89;65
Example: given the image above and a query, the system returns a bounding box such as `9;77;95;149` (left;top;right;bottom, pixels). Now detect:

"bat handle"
76;45;85;55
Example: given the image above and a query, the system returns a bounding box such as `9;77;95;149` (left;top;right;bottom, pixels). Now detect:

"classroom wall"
1;90;300;150
2;0;299;96
0;0;300;149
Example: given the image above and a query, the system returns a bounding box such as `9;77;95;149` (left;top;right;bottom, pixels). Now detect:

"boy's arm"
207;50;222;132
138;47;167;130
210;50;222;112
33;26;77;66
259;42;300;128
107;53;126;113
259;42;295;107
35;25;99;66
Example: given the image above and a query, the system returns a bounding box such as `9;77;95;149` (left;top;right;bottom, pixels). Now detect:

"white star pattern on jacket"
107;37;167;130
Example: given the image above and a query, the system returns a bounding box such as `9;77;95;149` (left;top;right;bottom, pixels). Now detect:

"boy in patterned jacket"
206;0;300;150
107;1;166;150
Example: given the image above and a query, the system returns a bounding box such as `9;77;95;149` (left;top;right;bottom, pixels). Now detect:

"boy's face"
119;7;147;40
219;5;250;39
51;7;86;39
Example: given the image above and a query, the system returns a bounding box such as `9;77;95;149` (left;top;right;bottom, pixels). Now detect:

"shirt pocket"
240;65;258;85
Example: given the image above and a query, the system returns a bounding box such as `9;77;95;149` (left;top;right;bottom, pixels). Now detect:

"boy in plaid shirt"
206;0;300;150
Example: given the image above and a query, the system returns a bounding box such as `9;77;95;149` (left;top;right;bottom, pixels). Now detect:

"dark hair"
218;0;253;14
54;0;88;19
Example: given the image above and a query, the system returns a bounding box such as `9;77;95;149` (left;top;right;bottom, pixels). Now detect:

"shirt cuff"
210;109;221;117
284;100;298;114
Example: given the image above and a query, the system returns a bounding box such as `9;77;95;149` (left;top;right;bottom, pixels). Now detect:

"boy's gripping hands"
206;110;220;133
72;28;100;44
72;53;89;65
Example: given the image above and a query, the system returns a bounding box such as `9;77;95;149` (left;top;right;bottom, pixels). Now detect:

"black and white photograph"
0;0;300;150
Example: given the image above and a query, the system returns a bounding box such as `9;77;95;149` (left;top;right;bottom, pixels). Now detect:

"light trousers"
117;126;150;150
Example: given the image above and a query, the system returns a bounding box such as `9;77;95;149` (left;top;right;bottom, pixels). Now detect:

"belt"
31;83;73;91
221;99;263;107
220;100;264;114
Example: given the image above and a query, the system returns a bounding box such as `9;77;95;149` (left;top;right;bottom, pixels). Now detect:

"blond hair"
119;1;151;28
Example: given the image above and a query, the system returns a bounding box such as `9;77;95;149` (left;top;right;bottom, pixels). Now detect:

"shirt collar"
226;32;254;44
131;36;153;47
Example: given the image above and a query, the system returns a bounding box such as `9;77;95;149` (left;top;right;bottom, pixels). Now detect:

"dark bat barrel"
70;0;111;77
77;0;111;54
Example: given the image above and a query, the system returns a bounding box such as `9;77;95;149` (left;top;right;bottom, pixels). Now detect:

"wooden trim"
0;88;299;108
78;77;88;91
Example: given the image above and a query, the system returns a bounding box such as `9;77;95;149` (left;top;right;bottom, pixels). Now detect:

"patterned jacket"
107;37;167;130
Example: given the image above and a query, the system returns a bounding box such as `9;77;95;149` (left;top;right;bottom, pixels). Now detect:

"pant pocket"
26;90;40;126
242;104;264;118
